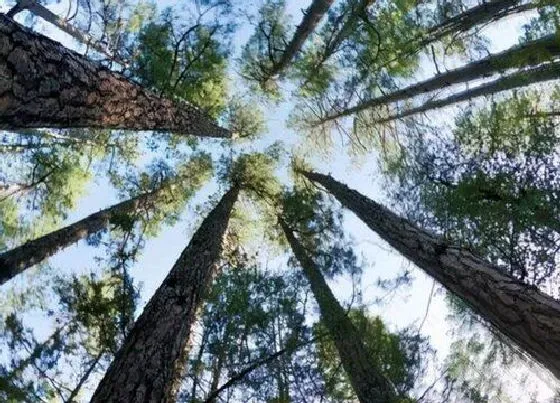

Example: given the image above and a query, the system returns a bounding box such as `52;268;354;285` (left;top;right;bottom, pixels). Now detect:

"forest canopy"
1;0;560;401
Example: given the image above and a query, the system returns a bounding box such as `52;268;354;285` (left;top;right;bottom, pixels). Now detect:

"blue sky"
1;0;559;400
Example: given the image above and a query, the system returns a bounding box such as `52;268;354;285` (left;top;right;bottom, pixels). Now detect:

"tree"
0;154;212;285
311;34;560;124
299;169;560;379
0;15;230;138
375;61;560;123
91;185;240;402
241;0;334;93
277;186;399;402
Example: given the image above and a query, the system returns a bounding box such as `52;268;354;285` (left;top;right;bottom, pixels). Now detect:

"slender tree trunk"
279;218;397;403
317;34;560;123
300;170;560;380
7;0;126;66
0;15;229;138
91;186;239;403
0;186;165;285
375;61;560;123
266;0;334;80
422;0;534;47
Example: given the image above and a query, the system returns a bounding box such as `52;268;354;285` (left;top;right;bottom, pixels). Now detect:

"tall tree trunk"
0;15;229;138
376;61;560;123
91;186;239;403
279;218;397;403
7;0;126;66
300;170;560;380
0;186;165;285
266;0;334;81
317;34;560;123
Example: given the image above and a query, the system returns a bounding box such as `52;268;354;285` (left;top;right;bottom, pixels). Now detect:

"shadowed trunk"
265;0;334;81
280;217;397;403
91;186;239;403
0;186;167;285
301;170;560;380
376;61;560;123
317;34;560;123
0;15;229;138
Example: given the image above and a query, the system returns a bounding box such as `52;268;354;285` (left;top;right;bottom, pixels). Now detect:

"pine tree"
312;34;560;124
91;186;240;402
280;217;398;402
300;169;560;379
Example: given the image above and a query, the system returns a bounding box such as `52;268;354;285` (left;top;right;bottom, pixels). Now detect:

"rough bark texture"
268;0;334;79
91;186;239;403
302;170;560;380
280;218;397;403
377;61;560;123
0;15;229;138
320;34;560;122
0;187;165;285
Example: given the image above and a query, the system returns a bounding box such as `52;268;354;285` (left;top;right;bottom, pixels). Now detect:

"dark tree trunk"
0;15;229;138
318;34;560;123
301;170;560;380
91;187;239;403
267;0;334;80
280;218;397;403
376;61;560;123
0;187;165;285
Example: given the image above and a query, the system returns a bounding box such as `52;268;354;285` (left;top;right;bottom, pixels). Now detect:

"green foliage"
224;97;267;139
132;9;229;117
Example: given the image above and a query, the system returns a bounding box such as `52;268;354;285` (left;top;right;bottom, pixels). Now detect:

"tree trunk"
279;218;397;403
0;15;229;138
300;170;560;380
91;186;239;403
421;0;534;48
0;186;165;285
267;0;334;80
376;61;560;123
318;34;560;123
7;0;126;66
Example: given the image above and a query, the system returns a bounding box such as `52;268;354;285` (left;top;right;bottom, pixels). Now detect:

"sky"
1;0;559;401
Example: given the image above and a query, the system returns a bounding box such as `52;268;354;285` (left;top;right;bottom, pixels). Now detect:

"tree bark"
279;218;397;403
376;61;560;123
0;15;230;138
317;34;560;123
91;186;239;403
266;0;334;80
300;170;560;380
0;186;165;285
